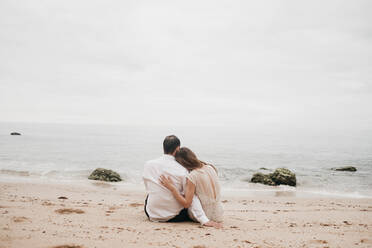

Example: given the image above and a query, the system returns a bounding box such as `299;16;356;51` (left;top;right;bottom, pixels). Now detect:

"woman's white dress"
187;164;223;222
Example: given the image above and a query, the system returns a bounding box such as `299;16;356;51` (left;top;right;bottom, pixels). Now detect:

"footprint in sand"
42;201;55;206
360;239;372;244
12;216;30;223
51;245;83;248
320;223;332;227
129;203;144;207
310;240;328;244
55;208;85;214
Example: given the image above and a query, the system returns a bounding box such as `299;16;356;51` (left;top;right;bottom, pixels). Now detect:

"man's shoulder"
144;156;188;174
168;160;188;175
144;156;163;166
143;157;164;179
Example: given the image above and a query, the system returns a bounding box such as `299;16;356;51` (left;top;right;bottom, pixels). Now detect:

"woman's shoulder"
190;164;218;177
189;168;202;176
205;164;218;174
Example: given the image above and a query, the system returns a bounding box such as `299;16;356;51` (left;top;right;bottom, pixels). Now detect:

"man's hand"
159;175;177;192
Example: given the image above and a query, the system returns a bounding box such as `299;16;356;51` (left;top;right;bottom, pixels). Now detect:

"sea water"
0;122;371;198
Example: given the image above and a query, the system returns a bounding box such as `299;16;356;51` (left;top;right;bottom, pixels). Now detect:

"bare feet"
203;221;223;229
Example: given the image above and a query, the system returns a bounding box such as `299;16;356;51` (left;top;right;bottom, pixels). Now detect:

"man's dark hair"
163;135;180;154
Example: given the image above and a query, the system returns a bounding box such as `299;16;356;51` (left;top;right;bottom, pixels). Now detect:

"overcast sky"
0;0;371;130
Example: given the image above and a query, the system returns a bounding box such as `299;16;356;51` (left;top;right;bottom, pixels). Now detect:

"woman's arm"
160;175;223;228
159;175;195;208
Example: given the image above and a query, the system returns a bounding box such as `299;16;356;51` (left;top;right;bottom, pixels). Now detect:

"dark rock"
332;166;357;172
10;132;21;135
251;168;296;187
270;168;297;186
251;172;275;186
88;168;122;182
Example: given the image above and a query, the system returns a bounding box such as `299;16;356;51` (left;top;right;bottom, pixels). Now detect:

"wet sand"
1;180;372;248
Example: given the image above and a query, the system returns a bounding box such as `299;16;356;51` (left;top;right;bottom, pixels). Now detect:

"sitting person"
160;147;223;224
143;135;220;228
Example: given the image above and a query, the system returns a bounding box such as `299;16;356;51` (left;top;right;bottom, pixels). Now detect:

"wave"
0;168;134;182
0;169;31;177
1;167;371;199
296;188;372;199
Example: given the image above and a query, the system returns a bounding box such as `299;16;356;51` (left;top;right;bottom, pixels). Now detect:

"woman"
160;147;223;227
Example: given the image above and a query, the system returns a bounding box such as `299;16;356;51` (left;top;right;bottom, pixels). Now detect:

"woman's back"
187;164;223;222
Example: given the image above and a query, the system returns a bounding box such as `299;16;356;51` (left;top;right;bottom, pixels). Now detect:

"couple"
142;135;223;228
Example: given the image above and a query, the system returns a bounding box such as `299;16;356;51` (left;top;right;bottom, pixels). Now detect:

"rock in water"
88;168;122;182
251;172;275;186
10;132;21;135
332;166;357;172
251;168;296;187
270;168;297;186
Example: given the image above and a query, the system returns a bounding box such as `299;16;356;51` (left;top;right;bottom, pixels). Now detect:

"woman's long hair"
175;147;203;171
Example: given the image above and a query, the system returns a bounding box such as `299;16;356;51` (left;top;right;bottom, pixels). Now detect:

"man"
143;135;217;226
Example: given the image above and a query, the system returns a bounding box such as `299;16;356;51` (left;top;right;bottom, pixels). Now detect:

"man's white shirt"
143;154;209;224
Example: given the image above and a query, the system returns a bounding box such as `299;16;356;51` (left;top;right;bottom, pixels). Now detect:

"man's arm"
159;176;213;226
160;176;195;208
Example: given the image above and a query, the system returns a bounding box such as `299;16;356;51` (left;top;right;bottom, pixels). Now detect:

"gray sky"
0;0;371;130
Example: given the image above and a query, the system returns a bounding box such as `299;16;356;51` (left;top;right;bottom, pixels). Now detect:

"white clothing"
187;164;223;222
143;154;209;224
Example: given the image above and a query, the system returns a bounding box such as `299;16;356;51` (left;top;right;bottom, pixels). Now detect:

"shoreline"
1;174;371;200
1;179;372;248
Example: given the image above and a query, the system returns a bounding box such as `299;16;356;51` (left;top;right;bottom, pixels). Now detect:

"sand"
1;180;372;248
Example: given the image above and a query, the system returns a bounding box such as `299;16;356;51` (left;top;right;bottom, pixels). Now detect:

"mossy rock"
251;172;275;186
332;166;357;172
88;168;122;182
270;168;296;186
251;168;296;187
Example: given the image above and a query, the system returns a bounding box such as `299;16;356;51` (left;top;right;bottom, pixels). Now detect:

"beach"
1;0;372;247
1;179;371;248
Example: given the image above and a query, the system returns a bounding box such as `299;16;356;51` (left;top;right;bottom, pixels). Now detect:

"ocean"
1;122;371;198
